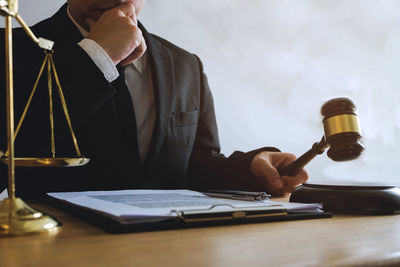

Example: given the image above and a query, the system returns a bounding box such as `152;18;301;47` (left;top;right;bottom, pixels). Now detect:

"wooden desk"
1;199;400;267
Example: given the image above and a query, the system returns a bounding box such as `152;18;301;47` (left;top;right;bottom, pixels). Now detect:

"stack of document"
47;189;323;225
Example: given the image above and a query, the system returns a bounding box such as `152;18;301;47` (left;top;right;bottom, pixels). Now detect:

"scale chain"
4;51;83;158
47;54;55;158
49;54;82;157
4;52;48;157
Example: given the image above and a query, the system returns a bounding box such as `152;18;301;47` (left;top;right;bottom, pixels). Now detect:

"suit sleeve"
17;42;116;153
52;43;116;128
187;56;280;191
0;37;116;192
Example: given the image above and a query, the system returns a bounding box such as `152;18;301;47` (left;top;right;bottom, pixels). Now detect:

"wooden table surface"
2;198;400;267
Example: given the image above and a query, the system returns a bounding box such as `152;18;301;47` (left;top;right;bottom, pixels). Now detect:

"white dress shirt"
67;7;156;162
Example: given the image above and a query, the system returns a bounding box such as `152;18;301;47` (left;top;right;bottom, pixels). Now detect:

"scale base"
0;197;60;235
290;183;400;214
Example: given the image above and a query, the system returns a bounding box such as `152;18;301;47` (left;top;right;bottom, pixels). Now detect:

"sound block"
290;182;400;214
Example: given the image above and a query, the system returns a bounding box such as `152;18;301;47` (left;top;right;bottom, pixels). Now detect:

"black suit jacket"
0;5;278;198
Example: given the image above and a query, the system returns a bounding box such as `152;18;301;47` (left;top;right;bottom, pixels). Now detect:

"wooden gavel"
278;97;364;176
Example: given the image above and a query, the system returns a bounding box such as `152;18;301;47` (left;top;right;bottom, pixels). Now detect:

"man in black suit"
0;0;307;198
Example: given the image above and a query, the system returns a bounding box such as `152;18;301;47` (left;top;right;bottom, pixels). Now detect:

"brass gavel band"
323;114;361;138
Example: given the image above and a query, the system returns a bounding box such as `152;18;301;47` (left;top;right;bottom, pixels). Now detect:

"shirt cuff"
78;39;119;82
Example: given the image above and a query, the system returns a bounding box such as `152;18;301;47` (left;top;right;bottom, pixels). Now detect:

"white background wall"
2;0;400;185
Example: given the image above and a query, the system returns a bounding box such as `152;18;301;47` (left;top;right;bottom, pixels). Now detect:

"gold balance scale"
0;0;89;235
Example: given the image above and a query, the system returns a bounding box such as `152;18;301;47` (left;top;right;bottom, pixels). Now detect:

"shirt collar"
67;6;89;38
67;5;145;75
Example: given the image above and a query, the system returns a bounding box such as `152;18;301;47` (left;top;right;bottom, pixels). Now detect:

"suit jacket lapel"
140;23;175;172
45;4;84;48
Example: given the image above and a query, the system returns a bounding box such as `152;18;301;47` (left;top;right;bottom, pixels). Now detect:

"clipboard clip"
171;204;287;223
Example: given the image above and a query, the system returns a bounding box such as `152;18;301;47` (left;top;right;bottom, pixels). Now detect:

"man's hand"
86;3;147;66
250;151;308;195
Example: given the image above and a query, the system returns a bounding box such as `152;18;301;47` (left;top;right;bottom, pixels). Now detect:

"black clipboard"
44;194;332;233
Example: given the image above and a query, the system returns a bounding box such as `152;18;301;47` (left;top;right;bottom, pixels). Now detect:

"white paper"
0;189;8;200
47;189;322;223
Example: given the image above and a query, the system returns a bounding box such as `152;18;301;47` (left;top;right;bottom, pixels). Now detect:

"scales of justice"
0;0;89;235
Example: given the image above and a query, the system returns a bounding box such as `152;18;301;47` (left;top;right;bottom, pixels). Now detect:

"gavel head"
321;97;364;161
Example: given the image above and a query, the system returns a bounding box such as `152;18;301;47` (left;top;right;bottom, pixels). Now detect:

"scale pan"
0;157;90;167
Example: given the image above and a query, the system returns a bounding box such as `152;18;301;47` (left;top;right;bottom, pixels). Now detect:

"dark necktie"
111;65;143;185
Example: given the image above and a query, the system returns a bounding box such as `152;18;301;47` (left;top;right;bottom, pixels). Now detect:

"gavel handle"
278;137;328;176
